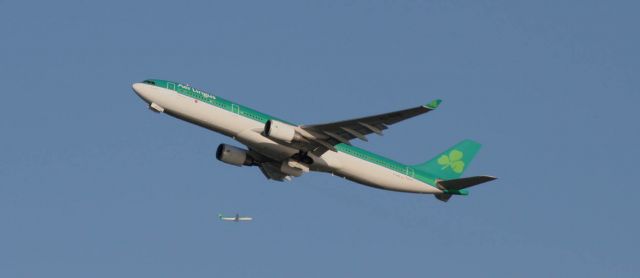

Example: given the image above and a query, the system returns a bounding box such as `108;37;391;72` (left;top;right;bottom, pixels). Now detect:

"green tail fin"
412;139;482;180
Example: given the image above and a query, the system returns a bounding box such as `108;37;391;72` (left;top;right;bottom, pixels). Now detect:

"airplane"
219;213;253;222
132;79;496;202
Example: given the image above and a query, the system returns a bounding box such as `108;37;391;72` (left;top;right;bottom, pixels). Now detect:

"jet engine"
215;144;255;166
264;120;304;143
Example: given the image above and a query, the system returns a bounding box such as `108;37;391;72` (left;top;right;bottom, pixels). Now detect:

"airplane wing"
246;98;441;180
300;99;442;155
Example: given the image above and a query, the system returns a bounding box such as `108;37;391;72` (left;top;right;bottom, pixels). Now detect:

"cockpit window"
143;80;156;85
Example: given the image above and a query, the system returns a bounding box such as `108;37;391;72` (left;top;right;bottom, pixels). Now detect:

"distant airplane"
219;213;253;222
132;79;496;202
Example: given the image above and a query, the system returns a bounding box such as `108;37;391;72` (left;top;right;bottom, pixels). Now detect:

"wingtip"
424;99;442;109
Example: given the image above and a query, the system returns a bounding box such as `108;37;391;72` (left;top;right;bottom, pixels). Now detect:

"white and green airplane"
132;79;496;202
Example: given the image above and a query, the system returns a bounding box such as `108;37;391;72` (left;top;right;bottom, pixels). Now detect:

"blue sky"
1;0;638;277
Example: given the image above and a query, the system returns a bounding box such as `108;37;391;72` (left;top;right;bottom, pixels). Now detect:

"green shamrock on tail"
437;149;465;173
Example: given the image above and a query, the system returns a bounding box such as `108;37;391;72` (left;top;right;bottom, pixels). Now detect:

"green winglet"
424;99;442;109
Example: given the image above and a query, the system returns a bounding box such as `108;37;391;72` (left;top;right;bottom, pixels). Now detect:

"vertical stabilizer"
412;139;482;180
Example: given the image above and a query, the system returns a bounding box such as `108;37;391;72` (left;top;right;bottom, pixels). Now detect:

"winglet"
424;99;442;109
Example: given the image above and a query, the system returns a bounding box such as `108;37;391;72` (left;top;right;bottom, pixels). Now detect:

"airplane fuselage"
132;80;443;194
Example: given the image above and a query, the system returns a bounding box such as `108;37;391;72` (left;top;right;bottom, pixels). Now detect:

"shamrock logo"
437;149;465;173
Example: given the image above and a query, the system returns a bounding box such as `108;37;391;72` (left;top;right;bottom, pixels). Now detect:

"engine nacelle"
264;120;302;143
215;144;255;166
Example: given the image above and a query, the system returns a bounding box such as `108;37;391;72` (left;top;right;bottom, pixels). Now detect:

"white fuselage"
133;83;441;194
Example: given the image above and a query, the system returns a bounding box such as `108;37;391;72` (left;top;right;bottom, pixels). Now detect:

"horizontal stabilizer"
437;176;497;191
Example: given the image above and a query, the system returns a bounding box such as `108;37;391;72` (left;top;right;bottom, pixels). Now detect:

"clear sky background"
1;0;638;277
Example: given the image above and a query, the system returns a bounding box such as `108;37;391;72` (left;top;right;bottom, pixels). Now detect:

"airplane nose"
132;83;153;103
132;83;144;96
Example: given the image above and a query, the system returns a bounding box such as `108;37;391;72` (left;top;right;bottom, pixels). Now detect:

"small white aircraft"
218;213;253;222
